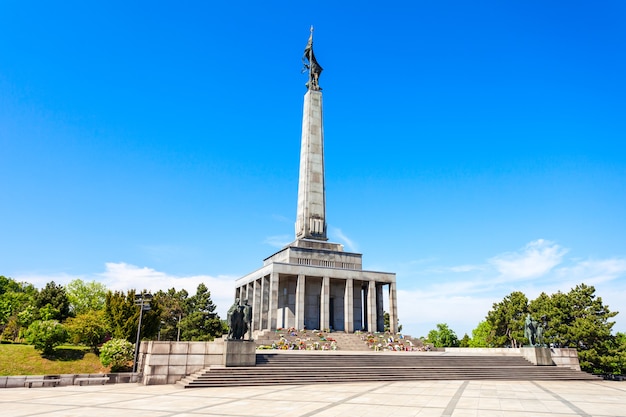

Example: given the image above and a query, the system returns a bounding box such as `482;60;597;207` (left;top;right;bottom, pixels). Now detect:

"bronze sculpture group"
227;298;252;340
524;314;546;347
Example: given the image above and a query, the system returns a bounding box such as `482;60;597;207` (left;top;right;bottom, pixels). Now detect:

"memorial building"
234;29;398;334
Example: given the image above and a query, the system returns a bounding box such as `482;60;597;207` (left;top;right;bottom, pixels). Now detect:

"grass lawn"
0;344;109;376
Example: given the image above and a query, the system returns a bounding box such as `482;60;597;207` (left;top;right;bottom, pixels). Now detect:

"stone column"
376;284;384;332
320;276;330;331
252;278;261;333
261;276;268;330
367;280;376;332
268;272;279;330
388;282;398;334
344;278;354;333
295;274;306;330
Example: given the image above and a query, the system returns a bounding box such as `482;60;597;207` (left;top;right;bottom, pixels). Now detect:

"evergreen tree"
35;281;71;321
178;283;226;341
153;288;188;341
104;290;161;342
485;284;618;373
486;291;528;347
459;333;471;347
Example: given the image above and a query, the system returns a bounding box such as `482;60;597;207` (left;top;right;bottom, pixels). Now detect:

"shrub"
99;338;134;371
24;320;68;355
65;310;108;352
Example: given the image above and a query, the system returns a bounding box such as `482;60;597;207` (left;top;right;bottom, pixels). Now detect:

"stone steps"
179;352;599;388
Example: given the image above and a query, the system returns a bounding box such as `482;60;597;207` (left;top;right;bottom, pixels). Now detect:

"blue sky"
1;1;625;338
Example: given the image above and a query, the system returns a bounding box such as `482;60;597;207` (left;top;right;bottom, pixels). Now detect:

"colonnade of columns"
235;272;398;334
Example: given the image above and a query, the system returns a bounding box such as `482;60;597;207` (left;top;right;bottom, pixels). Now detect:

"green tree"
426;323;459;347
383;311;403;333
179;283;226;341
24;320;68;355
153;288;188;341
549;284;616;373
65;310;108;351
35;281;71;321
99;338;134;371
0;277;37;341
485;284;618;374
469;320;495;347
66;279;107;315
605;332;626;375
105;290;161;342
459;333;471;347
486;291;528;348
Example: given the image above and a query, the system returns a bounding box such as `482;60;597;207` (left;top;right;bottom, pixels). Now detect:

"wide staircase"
179;352;599;388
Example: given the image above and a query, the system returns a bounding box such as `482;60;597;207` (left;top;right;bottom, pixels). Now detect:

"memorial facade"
234;28;398;334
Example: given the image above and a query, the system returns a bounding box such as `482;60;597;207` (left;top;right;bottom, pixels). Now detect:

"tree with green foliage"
605;332;626;375
65;279;107;315
427;323;459;347
485;284;618;374
178;283;226;341
469;320;495;347
153;288;189;341
104;290;161;342
540;284;616;373
24;320;68;355
459;333;471;347
65;310;108;351
486;291;528;348
0;276;38;342
99;338;134;371
383;311;403;333
35;281;71;321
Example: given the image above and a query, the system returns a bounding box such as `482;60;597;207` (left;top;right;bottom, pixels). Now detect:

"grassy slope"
0;344;109;376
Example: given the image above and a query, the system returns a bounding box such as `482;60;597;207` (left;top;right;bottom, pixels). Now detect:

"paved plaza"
1;379;625;417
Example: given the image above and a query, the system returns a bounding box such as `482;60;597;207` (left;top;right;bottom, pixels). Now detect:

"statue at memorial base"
524;313;545;347
227;298;252;340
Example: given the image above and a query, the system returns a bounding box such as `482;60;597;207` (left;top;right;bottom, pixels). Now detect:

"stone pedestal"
223;340;256;367
521;347;553;365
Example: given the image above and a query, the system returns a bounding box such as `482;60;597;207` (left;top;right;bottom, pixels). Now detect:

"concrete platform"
1;379;625;416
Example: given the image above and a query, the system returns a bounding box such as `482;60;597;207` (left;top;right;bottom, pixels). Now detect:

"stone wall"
444;347;580;369
0;373;137;388
140;340;224;385
550;348;581;370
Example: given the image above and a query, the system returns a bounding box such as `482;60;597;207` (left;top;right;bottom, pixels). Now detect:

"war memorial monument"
233;28;398;336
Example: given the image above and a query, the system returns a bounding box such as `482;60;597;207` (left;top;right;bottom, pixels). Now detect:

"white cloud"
397;288;493;338
16;263;237;319
554;258;626;286
394;240;626;336
263;235;291;248
330;227;358;252
488;239;567;280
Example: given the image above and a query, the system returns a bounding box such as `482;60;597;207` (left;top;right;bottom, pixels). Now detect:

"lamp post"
133;292;152;373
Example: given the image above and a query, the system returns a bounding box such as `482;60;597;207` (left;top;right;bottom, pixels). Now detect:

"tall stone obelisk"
295;27;327;241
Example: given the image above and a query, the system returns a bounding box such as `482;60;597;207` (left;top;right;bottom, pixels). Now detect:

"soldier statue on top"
302;26;323;91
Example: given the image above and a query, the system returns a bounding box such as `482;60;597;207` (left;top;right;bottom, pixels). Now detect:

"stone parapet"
550;348;581;370
140;340;224;385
